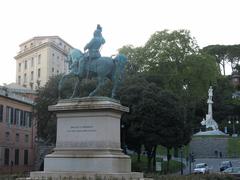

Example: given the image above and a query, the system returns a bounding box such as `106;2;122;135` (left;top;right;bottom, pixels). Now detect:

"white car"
193;163;210;174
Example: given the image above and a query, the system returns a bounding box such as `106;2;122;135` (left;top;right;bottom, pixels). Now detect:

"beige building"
15;36;73;90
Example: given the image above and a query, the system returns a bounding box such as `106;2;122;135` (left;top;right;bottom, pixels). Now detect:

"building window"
18;63;21;72
4;148;9;165
15;149;19;165
20;110;24;126
24;111;30;127
24;60;27;69
25;134;29;143
18;76;21;85
0;105;3;122
24;112;32;128
5;132;10;141
6;106;14;124
23;111;26;127
31;57;34;67
24;73;27;83
16;133;19;142
24;150;28;165
31;71;34;81
15;109;21;126
30;82;33;89
38;54;41;64
29;112;32;127
38;68;41;78
37;80;41;87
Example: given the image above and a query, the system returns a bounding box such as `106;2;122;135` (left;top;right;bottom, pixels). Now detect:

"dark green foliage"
119;75;191;171
35;75;62;142
118;30;220;156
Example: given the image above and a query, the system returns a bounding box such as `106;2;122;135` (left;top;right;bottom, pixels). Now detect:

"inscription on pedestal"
67;125;96;133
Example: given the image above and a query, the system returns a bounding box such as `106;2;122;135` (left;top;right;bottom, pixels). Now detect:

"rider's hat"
97;24;102;31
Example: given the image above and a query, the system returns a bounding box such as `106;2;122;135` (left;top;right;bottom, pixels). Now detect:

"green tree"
35;75;62;142
213;77;235;130
119;45;146;75
118;30;221;154
119;76;191;172
202;44;240;75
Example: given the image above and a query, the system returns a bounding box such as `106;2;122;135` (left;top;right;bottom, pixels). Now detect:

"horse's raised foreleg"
58;73;74;99
89;77;106;97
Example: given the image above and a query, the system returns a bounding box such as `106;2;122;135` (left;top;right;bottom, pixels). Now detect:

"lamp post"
228;116;239;135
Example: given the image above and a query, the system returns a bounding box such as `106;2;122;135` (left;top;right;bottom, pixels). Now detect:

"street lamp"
228;116;239;135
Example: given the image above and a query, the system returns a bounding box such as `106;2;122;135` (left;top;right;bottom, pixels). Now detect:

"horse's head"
114;54;127;70
113;54;128;82
69;48;84;61
68;48;84;71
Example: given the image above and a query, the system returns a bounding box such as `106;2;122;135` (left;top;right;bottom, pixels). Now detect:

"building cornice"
14;42;72;59
0;89;35;105
19;36;74;49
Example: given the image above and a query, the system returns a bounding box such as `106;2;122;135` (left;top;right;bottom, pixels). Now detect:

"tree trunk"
137;151;141;162
152;145;157;171
146;145;153;172
167;148;171;173
174;147;178;157
147;155;152;172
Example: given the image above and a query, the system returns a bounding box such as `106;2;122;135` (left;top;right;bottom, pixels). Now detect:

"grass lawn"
131;154;184;174
228;137;240;157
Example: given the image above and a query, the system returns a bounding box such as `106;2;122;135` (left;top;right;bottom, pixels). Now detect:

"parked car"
223;167;240;176
193;163;210;174
220;160;232;172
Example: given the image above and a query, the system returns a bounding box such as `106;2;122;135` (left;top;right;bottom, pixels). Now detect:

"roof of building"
0;84;35;105
19;36;73;49
2;83;37;94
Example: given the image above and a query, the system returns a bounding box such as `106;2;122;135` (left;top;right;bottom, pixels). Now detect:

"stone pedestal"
30;97;143;180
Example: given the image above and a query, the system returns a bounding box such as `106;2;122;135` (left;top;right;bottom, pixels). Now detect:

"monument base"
44;148;131;172
27;97;143;180
194;130;228;136
29;171;143;180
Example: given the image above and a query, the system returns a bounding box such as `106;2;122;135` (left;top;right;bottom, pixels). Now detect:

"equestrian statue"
58;25;127;99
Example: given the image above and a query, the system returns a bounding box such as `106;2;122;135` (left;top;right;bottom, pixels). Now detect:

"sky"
0;0;239;85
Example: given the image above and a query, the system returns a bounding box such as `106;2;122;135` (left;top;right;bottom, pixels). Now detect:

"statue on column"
201;86;219;131
208;86;213;101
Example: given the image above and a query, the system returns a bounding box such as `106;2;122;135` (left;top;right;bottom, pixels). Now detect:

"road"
178;158;240;174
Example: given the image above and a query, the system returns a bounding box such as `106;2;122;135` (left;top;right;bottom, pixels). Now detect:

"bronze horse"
58;48;127;99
